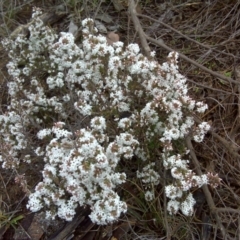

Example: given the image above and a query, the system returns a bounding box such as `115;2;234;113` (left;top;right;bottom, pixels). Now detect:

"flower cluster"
137;163;160;201
0;10;221;224
27;120;131;224
164;153;208;215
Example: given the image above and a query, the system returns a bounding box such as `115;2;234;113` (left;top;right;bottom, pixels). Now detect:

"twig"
239;218;240;240
210;131;240;159
187;78;235;95
185;136;228;239
144;35;240;85
234;65;240;125
10;9;67;39
216;208;240;214
48;207;90;240
128;0;151;58
163;168;170;240
129;4;239;85
138;13;236;59
194;116;240;159
93;0;105;20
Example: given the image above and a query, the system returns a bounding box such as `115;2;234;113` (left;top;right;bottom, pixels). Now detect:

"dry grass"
0;0;240;239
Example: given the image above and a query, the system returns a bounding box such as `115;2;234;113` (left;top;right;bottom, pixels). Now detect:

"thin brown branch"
163;169;170;239
216;208;240;214
187;78;235;95
129;3;239;85
234;65;240;125
10;9;67;39
137;13;236;59
128;0;151;58
185;136;228;239
210;131;240;159
194;116;240;159
145;35;240;86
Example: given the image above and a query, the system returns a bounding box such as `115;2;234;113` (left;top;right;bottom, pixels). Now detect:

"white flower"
164;128;180;140
145;190;155;201
180;193;196;216
165;184;183;199
127;43;140;55
89;191;127;225
118;118;131;129
108;56;121;70
137;163;160;185
167;199;180;215
74;102;92;116
150;51;156;57
196;102;208;113
198;122;211;132
171;167;184;180
91;117;106;132
82;18;94;28
27;194;43;212
37;129;52;139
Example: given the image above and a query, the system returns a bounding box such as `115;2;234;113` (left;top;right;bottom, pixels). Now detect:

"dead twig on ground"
194;115;240;159
234;64;240;125
128;0;151;58
48;207;90;240
185;136;230;239
187;78;235;95
216;208;240;214
210;131;240;159
144;35;240;86
127;9;240;85
138;13;236;59
163;169;170;239
9;8;67;39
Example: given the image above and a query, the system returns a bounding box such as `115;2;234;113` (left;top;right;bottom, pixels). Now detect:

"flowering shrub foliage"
0;8;220;224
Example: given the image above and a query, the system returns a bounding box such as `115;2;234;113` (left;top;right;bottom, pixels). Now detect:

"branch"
216;208;240;214
138;13;235;59
129;3;239;85
145;35;240;85
10;9;67;39
128;0;151;58
210;131;240;159
185;136;228;239
187;78;235;94
194;116;240;159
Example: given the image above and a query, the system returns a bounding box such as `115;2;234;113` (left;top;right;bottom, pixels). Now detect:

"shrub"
0;7;220;225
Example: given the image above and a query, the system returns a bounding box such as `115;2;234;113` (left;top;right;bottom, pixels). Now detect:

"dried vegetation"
0;0;240;239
